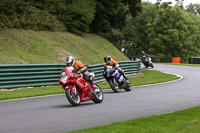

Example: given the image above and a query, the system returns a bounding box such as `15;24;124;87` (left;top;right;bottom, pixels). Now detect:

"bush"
61;0;96;33
0;0;65;31
19;6;66;31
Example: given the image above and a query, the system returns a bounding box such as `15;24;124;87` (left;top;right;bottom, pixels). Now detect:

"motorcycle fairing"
75;78;91;89
59;69;96;102
73;77;93;101
113;71;121;80
112;71;123;82
60;75;68;83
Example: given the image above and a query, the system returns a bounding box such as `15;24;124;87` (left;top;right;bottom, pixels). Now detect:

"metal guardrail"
0;61;141;89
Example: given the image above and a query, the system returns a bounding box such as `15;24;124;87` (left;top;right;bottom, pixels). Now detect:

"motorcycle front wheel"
150;63;154;68
143;62;148;68
65;88;80;106
92;84;103;103
108;78;119;93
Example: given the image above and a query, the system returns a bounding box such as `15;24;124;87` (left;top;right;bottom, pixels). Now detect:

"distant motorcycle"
59;67;103;106
141;56;154;68
104;66;131;93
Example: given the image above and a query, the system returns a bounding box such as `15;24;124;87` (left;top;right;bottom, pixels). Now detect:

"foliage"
127;0;142;18
90;0;142;34
1;0;200;61
62;0;96;33
0;0;142;34
112;2;159;57
147;5;200;59
185;3;200;15
0;0;65;31
111;2;200;61
27;0;96;33
90;0;125;34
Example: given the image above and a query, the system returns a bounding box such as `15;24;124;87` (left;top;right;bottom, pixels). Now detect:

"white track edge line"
133;72;183;88
0;72;183;102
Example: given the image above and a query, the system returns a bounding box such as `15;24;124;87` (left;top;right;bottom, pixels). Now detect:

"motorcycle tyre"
151;63;154;68
123;81;131;92
108;78;119;93
65;88;80;106
92;84;103;103
143;63;148;68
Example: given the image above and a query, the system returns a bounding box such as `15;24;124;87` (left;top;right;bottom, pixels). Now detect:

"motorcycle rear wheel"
92;84;103;103
65;88;80;106
124;85;131;91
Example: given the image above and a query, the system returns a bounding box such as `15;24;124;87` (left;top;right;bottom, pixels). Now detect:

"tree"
0;0;65;31
30;0;96;33
62;0;96;33
90;0;142;34
147;5;200;59
127;0;142;18
185;3;200;16
113;2;159;57
90;0;123;34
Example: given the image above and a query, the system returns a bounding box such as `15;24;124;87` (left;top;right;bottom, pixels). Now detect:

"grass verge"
68;106;200;133
0;69;179;101
0;29;128;64
155;63;200;67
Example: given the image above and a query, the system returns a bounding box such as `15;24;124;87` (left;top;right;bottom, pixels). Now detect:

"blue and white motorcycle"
104;66;131;93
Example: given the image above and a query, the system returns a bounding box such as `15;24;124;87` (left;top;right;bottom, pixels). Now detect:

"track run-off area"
0;64;200;133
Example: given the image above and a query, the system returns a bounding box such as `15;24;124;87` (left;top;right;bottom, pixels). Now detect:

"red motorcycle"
59;67;103;106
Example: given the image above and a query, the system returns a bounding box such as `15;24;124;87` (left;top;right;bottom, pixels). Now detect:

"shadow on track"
102;90;129;94
51;102;95;108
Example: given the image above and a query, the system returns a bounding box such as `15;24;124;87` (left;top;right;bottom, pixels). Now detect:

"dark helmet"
104;56;111;64
66;56;75;67
141;51;145;55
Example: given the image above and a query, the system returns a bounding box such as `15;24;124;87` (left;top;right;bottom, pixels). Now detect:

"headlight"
61;75;68;83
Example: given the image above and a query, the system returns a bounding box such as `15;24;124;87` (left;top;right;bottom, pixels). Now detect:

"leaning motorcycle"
59;67;103;106
104;66;131;93
142;56;154;68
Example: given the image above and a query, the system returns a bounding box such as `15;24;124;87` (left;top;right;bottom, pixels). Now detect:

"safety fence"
0;61;141;89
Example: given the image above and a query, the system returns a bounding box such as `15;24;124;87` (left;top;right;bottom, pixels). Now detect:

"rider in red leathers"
65;56;96;95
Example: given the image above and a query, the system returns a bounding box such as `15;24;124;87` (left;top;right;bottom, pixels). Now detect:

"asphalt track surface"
1;64;200;133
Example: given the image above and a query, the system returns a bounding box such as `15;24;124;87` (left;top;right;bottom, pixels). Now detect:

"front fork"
65;85;78;96
113;77;119;86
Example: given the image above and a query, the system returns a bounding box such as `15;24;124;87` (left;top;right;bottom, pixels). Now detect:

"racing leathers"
65;61;95;94
103;60;128;81
141;53;151;62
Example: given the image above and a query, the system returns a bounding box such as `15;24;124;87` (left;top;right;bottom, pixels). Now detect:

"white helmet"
66;56;75;67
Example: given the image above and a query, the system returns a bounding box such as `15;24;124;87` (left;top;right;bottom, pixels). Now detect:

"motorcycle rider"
141;51;154;68
65;56;96;95
141;51;151;61
103;55;129;82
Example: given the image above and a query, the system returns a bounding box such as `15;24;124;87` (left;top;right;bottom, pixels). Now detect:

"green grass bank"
0;29;128;64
